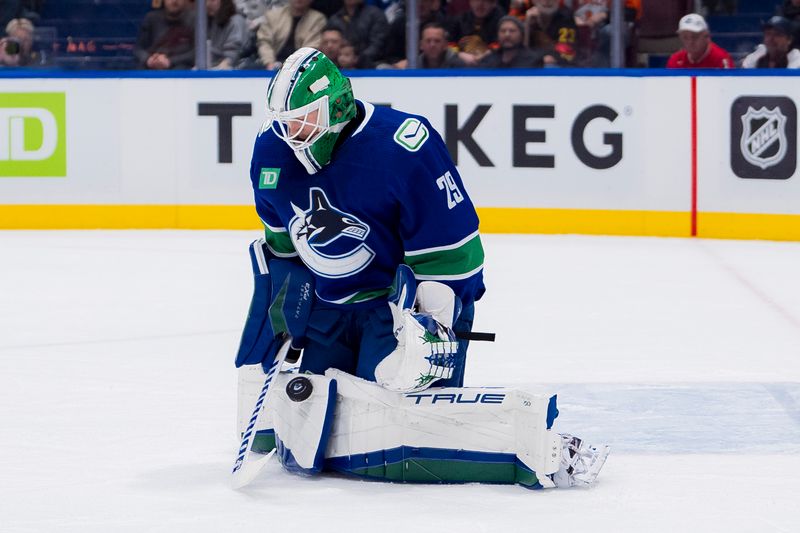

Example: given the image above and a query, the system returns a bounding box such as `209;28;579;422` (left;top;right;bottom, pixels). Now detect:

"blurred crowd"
2;0;800;69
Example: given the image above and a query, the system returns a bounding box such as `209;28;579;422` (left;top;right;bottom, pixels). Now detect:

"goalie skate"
551;434;610;488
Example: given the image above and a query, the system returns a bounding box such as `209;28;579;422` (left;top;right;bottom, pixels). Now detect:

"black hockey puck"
286;376;313;402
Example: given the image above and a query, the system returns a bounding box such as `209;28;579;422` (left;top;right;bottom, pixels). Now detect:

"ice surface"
1;231;799;532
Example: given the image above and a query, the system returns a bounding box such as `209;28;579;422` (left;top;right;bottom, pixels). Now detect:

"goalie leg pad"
323;369;562;489
236;364;276;453
271;372;338;475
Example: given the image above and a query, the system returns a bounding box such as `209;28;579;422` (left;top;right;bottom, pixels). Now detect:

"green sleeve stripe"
404;234;484;277
263;224;297;257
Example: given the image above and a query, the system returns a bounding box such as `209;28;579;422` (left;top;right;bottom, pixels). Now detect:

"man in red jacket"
667;13;734;69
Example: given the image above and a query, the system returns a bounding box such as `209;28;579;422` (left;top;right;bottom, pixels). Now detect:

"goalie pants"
299;299;475;388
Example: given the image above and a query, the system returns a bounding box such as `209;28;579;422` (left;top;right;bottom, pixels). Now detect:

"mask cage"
268;96;331;153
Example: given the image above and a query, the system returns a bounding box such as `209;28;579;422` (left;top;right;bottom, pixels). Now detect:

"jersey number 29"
437;171;464;210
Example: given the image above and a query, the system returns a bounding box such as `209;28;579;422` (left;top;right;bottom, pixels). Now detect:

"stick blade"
231;449;276;490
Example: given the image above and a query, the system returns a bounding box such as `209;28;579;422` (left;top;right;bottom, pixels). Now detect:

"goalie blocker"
238;366;610;489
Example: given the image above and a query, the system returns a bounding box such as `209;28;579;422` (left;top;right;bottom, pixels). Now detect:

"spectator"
524;0;577;65
479;15;544;67
319;25;346;65
383;0;446;63
135;0;196;70
236;0;288;31
447;0;505;65
328;0;389;66
783;0;800;21
667;13;733;68
312;0;343;18
366;0;403;23
257;0;326;69
0;17;34;67
449;0;510;16
573;0;608;29
780;0;800;45
742;16;800;69
570;0;612;66
700;0;734;16
207;0;247;69
395;21;466;68
338;41;359;67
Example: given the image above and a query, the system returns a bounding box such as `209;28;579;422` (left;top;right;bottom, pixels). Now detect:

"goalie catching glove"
375;264;463;393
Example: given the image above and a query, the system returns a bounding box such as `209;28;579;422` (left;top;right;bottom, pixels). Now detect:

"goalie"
234;47;609;489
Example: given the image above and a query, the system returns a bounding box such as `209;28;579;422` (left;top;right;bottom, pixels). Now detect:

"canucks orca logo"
288;187;376;278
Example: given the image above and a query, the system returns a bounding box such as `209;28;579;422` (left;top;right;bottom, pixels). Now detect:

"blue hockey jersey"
249;100;485;307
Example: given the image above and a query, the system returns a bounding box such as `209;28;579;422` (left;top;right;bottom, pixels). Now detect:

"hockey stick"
455;331;496;342
231;335;292;489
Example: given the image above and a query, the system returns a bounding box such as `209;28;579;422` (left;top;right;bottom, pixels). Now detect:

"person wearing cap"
524;0;577;65
742;16;800;69
667;13;733;69
479;15;544;67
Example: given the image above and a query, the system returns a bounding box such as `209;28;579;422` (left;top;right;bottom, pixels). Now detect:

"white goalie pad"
238;367;336;474
324;369;562;487
238;367;608;488
270;373;337;474
237;364;272;439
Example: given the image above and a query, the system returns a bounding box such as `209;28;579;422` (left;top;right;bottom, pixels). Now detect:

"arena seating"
707;0;774;60
36;0;149;69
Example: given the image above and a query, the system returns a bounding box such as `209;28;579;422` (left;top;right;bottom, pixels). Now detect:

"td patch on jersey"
393;118;429;152
259;168;281;189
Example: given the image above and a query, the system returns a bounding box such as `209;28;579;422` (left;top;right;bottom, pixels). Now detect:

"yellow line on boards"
2;205;799;241
0;205;263;230
476;208;691;237
697;212;800;241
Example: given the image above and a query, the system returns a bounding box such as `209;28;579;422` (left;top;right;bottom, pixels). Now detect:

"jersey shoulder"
356;101;442;159
253;124;294;160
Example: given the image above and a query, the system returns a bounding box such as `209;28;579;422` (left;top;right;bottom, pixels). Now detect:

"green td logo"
0;93;66;177
259;167;280;189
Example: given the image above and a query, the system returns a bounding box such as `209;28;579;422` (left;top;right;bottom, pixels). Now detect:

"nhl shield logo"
739;106;787;170
731;96;797;180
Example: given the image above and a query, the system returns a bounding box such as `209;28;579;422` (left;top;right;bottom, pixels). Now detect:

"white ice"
1;231;799;533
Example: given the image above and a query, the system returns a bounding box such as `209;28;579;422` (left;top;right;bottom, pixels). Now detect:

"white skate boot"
551;434;610;488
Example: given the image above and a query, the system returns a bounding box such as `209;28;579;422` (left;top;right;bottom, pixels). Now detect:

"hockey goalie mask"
266;48;356;174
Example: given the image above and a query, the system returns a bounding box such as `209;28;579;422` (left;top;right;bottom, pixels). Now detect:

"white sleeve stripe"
404;230;480;257
260;217;288;234
264;240;298;258
414;265;483;281
252;238;269;275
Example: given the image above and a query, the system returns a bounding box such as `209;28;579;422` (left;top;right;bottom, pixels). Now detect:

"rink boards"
1;71;799;240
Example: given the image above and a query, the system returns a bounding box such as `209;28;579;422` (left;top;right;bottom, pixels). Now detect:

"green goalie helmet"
266;47;357;174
